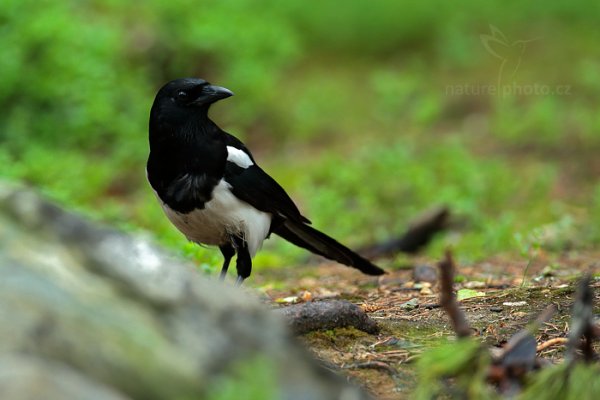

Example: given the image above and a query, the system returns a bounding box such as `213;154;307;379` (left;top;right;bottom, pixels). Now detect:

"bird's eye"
176;91;188;100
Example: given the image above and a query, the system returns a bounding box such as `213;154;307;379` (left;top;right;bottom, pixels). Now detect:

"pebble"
413;265;438;284
400;298;419;310
419;287;433;295
502;301;528;307
464;281;486;289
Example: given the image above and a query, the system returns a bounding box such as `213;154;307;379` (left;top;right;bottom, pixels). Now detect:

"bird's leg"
235;275;245;286
232;236;252;285
218;243;236;280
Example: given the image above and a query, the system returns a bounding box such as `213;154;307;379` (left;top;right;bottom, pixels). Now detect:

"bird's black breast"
147;134;227;214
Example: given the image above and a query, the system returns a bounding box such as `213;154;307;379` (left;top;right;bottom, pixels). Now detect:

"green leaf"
456;289;485;301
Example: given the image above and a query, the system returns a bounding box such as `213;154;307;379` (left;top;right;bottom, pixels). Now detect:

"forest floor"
250;252;600;399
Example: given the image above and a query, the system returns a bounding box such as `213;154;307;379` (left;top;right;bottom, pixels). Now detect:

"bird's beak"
191;84;234;106
204;85;234;100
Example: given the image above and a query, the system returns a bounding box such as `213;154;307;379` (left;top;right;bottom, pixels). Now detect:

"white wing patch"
226;146;254;169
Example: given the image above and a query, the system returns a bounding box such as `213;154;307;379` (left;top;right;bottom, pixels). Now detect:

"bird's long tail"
273;220;385;275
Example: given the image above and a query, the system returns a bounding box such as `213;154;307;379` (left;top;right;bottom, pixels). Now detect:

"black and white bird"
147;78;385;284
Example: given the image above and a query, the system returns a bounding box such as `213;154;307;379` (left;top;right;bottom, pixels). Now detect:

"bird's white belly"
159;180;272;258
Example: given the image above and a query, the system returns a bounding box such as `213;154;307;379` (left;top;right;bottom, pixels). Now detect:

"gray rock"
0;355;131;400
0;183;370;400
413;264;438;284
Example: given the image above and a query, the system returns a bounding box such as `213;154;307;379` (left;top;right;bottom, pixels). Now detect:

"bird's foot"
235;275;245;286
219;269;228;281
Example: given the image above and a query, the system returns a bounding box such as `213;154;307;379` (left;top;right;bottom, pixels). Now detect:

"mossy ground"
250;251;600;399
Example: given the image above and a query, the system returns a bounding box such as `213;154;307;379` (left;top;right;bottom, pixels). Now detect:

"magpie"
147;78;385;284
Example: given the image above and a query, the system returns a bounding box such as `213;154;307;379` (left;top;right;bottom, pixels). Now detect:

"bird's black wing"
222;134;384;276
222;132;310;224
224;161;311;225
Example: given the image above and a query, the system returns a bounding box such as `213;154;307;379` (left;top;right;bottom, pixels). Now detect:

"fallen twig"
358;206;450;258
438;250;472;338
482;305;556;397
343;361;397;375
536;338;568;352
509;308;558;350
566;274;596;363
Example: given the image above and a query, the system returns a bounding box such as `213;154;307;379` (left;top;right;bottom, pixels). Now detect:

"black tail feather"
273;220;385;276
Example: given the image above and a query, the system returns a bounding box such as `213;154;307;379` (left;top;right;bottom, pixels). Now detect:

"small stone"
541;265;556;277
419;287;433;295
490;307;503;312
464;281;486;289
413;265;438;284
503;301;528;307
399;298;419;310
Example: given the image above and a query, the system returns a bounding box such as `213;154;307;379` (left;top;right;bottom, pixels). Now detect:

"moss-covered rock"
0;182;370;400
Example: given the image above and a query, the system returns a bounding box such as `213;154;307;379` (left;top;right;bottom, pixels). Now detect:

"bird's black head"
150;78;234;133
155;78;233;108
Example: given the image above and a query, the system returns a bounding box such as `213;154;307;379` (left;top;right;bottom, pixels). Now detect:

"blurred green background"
2;0;599;271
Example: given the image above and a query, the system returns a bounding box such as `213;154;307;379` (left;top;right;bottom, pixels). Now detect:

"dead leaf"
275;296;300;304
300;290;313;302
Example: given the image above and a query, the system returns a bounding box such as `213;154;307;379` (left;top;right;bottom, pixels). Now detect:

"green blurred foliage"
415;339;493;399
520;362;600;400
416;338;600;400
205;356;279;400
1;0;599;269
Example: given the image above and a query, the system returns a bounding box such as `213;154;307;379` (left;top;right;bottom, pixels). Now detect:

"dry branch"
343;361;397;375
536;338;568;352
358;206;450;259
503;305;557;356
566;273;596;363
438;250;472;338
